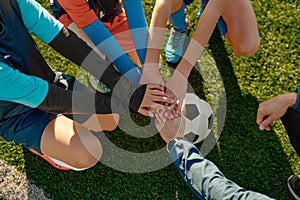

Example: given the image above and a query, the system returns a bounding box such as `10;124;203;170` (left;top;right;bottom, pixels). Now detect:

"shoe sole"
288;175;300;200
29;149;72;171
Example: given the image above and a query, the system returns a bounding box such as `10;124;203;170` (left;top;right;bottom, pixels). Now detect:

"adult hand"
256;92;297;131
138;83;173;116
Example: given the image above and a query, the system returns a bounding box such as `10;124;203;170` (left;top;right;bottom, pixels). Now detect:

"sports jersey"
50;0;146;83
50;0;121;28
0;0;63;120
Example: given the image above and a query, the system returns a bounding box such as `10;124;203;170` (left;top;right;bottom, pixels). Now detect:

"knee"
232;38;260;57
104;114;119;131
70;136;103;169
73;146;102;169
155;0;181;12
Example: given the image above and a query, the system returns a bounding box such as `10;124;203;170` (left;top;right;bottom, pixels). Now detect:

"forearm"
82;19;141;83
38;81;146;115
144;0;172;67
175;0;228;79
123;0;148;64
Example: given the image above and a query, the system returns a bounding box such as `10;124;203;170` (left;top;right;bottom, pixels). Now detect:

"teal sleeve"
17;0;63;44
0;62;48;108
123;0;148;65
294;87;300;112
83;19;141;83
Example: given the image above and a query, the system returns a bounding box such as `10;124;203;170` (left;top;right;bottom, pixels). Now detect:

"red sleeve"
57;0;98;28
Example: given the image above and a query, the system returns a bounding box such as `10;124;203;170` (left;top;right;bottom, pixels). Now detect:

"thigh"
0;108;57;153
40;115;102;168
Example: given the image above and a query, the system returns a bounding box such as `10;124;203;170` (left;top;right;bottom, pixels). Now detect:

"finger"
154;110;166;123
150;102;169;111
259;116;275;131
139;107;154;117
149;90;170;98
147;84;164;91
171;108;178;118
256;110;265;125
164;100;179;118
151;96;174;104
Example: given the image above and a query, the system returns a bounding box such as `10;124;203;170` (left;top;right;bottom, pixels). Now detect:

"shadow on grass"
202;28;294;199
22;28;294;200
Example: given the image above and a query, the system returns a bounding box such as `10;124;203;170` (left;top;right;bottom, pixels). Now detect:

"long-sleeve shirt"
0;0;63;109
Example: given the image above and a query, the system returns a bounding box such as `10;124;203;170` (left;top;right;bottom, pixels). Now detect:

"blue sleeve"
294;87;300;112
82;19;141;83
169;139;274;200
0;62;48;108
123;0;148;65
17;0;63;44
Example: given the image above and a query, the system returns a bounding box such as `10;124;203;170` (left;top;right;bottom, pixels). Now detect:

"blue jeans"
169;139;274;199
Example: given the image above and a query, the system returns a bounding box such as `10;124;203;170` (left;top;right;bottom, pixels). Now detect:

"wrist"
166;137;184;153
175;59;193;79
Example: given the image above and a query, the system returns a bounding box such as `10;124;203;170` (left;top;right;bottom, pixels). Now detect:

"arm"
16;0;171;116
165;0;230;111
0;60;166;115
176;0;229;78
123;0;148;64
57;0;141;83
169;139;274;200
156;117;273;200
140;0;172;85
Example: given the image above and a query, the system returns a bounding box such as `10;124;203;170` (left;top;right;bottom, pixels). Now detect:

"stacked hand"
139;66;188;121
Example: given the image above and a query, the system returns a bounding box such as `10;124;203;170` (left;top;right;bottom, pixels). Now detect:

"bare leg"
222;0;260;56
40;115;103;169
82;114;119;132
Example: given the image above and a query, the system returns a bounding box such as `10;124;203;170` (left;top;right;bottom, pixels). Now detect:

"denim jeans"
169;139;274;200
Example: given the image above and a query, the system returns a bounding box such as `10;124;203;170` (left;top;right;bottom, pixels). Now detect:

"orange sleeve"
57;0;98;28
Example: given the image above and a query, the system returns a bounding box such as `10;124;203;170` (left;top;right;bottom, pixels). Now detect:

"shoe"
165;22;190;64
288;175;300;200
29;149;72;171
87;73;111;94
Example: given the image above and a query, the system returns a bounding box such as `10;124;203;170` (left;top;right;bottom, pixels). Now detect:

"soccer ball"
182;93;214;144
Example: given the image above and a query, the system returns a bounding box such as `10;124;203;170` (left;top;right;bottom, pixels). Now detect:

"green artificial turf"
0;0;299;199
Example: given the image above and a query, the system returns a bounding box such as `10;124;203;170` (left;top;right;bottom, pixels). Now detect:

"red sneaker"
29;149;72;171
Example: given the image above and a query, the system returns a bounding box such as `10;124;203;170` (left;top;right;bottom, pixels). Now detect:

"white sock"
48;156;88;171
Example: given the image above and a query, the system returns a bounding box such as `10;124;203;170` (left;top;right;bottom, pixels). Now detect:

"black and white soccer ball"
182;93;214;144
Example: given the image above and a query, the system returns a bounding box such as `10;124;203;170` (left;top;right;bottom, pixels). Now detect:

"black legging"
281;108;300;155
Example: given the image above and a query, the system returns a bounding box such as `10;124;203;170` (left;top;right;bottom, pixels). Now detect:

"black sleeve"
37;82;146;115
281;108;300;155
48;27;120;90
47;27;147;114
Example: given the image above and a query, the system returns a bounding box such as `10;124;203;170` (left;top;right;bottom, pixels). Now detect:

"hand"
138;83;173;116
164;70;188;119
155;115;185;143
256;92;297;131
